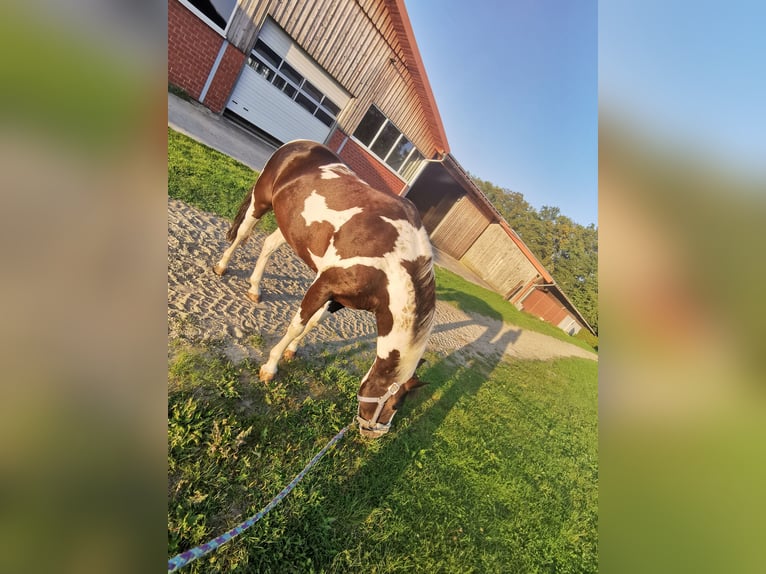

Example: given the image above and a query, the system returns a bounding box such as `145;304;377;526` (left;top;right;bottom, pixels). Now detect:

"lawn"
168;341;598;573
168;127;598;572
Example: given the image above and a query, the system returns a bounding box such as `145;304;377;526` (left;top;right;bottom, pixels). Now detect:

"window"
247;39;342;128
385;136;413;172
282;83;297;98
295;93;317;114
399;149;424;180
321;98;340;116
353;106;424;181
371;122;400;160
279;62;303;86
246;57;274;81
315;109;334;127
182;0;236;31
303;81;323;103
254;41;281;69
354;107;386;146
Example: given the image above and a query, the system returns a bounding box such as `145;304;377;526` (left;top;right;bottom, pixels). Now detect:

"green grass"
168;127;277;232
168;343;598;573
435;267;597;352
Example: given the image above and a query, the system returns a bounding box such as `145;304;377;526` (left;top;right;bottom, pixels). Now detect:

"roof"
386;0;450;155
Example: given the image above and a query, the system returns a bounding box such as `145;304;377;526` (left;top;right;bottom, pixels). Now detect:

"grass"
168;126;598;571
169;82;193;102
168;342;598;573
168;127;277;233
435;267;596;352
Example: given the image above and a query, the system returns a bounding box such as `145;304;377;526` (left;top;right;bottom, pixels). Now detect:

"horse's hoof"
246;292;260;303
283;349;295;361
213;264;226;276
259;367;275;382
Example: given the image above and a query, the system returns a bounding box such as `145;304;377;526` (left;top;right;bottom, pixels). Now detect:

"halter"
357;382;401;436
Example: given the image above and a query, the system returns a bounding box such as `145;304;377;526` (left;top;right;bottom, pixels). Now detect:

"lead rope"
167;424;351;572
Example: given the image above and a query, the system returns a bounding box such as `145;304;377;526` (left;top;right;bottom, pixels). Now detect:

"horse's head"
356;358;428;438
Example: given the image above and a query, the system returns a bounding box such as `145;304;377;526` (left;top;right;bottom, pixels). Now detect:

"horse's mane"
404;255;436;347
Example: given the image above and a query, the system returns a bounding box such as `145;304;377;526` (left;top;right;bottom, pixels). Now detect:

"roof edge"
387;0;450;154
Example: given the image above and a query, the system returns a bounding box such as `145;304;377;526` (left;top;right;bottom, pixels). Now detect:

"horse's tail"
227;187;255;243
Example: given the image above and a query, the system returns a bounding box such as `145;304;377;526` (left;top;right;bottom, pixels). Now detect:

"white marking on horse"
301;190;363;230
319;163;358;180
306;213;433;382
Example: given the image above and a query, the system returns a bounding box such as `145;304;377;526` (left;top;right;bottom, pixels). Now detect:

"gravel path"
168;198;597;366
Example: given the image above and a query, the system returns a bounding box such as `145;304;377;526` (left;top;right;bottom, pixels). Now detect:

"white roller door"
227;18;349;144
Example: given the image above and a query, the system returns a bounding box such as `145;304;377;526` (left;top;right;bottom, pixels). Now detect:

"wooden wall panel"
430;198;491;259
460;223;539;295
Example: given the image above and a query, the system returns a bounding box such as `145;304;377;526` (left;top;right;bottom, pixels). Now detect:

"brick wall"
168;0;244;113
203;44;245;112
327;130;407;196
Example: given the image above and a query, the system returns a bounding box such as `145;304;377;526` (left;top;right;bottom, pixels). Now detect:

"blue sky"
405;1;598;227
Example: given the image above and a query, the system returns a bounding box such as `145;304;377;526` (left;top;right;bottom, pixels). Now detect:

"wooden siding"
225;0;444;158
430;197;491;260
460;223;539;295
521;289;569;327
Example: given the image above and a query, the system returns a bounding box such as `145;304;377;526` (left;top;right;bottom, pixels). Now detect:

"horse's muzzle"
357;416;391;438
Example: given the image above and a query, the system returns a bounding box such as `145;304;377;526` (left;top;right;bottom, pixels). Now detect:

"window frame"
177;0;236;37
352;105;425;182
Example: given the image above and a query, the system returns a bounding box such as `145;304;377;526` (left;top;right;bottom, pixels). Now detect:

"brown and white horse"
214;140;435;437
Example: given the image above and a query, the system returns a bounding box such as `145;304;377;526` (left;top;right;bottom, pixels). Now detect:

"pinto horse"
213;140;435;437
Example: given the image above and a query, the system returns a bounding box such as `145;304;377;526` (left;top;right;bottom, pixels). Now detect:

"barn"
168;0;595;336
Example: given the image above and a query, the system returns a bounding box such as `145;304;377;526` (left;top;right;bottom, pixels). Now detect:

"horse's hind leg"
245;228;285;303
213;190;259;276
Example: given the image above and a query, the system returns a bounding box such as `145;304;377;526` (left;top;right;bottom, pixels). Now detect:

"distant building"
168;0;594;335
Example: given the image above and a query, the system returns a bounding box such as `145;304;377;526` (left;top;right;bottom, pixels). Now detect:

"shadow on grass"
436;286;503;321
244;290;521;570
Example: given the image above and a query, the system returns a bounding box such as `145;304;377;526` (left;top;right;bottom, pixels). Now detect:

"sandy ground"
168;198;597;367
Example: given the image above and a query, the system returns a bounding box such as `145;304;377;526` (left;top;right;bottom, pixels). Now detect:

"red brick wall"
168;0;244;113
203;44;245;112
327;131;407;196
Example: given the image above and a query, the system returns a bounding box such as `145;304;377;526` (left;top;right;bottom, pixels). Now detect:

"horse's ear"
404;376;428;391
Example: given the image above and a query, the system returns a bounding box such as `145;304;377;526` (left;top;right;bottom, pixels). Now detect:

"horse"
213;140;436;438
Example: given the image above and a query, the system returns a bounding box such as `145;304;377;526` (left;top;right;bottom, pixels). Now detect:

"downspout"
200;39;229;106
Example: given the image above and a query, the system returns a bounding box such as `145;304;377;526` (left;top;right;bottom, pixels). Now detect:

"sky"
405;1;598;227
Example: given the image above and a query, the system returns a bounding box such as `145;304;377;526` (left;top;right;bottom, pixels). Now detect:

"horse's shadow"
263;289;521;567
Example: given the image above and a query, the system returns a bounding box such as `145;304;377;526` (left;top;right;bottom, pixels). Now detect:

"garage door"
226;18;350;144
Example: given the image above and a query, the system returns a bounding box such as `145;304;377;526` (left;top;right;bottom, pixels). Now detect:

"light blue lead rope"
168;425;350;572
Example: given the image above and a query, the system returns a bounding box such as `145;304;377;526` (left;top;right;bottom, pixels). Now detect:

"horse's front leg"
259;275;330;382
